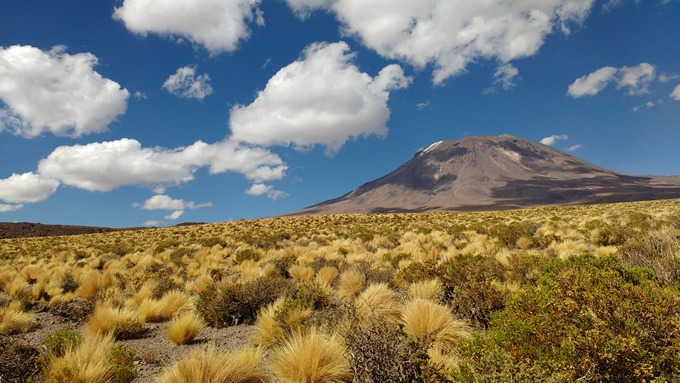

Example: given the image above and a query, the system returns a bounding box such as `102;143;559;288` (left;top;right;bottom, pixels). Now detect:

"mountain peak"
289;135;680;215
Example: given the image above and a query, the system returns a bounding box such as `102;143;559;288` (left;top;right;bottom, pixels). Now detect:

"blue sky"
0;0;678;227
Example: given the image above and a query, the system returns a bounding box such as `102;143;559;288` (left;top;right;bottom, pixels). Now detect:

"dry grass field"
1;199;679;382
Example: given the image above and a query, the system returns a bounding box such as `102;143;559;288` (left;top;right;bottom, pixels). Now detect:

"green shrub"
235;248;259;263
394;260;445;288
269;256;297;278
618;232;680;288
59;273;79;294
44;328;82;358
488;222;537;249
197;277;296;327
477;254;680;381
108;343;139;383
442;254;509;328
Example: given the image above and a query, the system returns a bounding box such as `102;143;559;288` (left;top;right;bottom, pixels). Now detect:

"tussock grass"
316;266;339;286
337;268;365;301
156;346;266;383
84;303;144;339
355;283;401;322
44;333;115;383
0;306;35;335
167;312;204;345
401;298;470;351
288;264;314;281
269;328;352;383
408;278;444;302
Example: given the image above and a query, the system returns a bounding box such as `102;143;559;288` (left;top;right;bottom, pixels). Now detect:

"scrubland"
1;198;679;382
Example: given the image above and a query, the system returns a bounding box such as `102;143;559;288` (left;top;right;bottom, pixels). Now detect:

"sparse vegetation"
0;198;679;382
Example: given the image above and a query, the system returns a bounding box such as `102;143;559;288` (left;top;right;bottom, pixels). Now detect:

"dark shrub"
442;254;509;328
197;277;296;327
394;260;445;288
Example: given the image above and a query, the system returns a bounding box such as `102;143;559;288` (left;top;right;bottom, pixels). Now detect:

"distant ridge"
289;134;680;215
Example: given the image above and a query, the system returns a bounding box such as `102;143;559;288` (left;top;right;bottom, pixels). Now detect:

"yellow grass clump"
316;266;339;286
408;278;444;302
288;264;315;281
337;268;365;301
268;328;352;383
0;306;35;335
84;303;144;339
401;298;470;351
356;283;402;322
139;290;192;322
44;332;116;383
156;346;267;383
167;312;204;345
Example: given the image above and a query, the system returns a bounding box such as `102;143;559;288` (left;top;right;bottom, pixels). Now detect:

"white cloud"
0;45;129;138
162;66;213;100
0;204;23;213
143;220;164;227
286;0;595;84
229;41;411;155
135;194;212;211
133;91;148;100
0;172;59;203
617;63;656;95
658;73;679;83
670;84;680;101
245;183;289;200
493;64;520;91
567;66;618;97
540;134;569;146
416;100;430;110
568;63;657;98
632;100;658;112
165;210;184;220
37;138;286;192
113;0;263;55
566;144;582;151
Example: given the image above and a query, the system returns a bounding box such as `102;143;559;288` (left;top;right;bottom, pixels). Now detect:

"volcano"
290;134;680;215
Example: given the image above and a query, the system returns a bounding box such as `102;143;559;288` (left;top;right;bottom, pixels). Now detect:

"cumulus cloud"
568;63;657;98
567;144;582;151
113;0;263;55
669;84;680;101
617;63;656;95
162;66;213;100
492;64;520;91
135;194;212;211
165;210;184;220
285;0;595;84
143;220;163;227
567;66;618;97
0;45;129;138
229;41;411;155
0;204;24;213
540;134;569;146
245;183;289;200
0;172;59;203
36;138;286;193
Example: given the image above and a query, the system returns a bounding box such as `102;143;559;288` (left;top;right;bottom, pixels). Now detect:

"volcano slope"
291;134;680;215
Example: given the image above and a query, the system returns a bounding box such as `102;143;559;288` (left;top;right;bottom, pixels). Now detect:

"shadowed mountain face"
290;135;680;215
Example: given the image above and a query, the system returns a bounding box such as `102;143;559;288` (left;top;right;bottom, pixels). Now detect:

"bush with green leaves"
197;277;296;327
108;343;139;383
459;254;680;382
44;328;82;358
441;254;509;328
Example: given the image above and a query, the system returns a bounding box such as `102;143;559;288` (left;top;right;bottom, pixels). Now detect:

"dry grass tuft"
167;312;204;345
156;346;266;383
269;328;352;383
337;268;365;301
355;283;401;322
401;298;470;351
84;303;144;339
408;278;444;302
253;298;285;347
288;264;315;281
0;306;35;335
44;332;115;383
316;266;339;286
